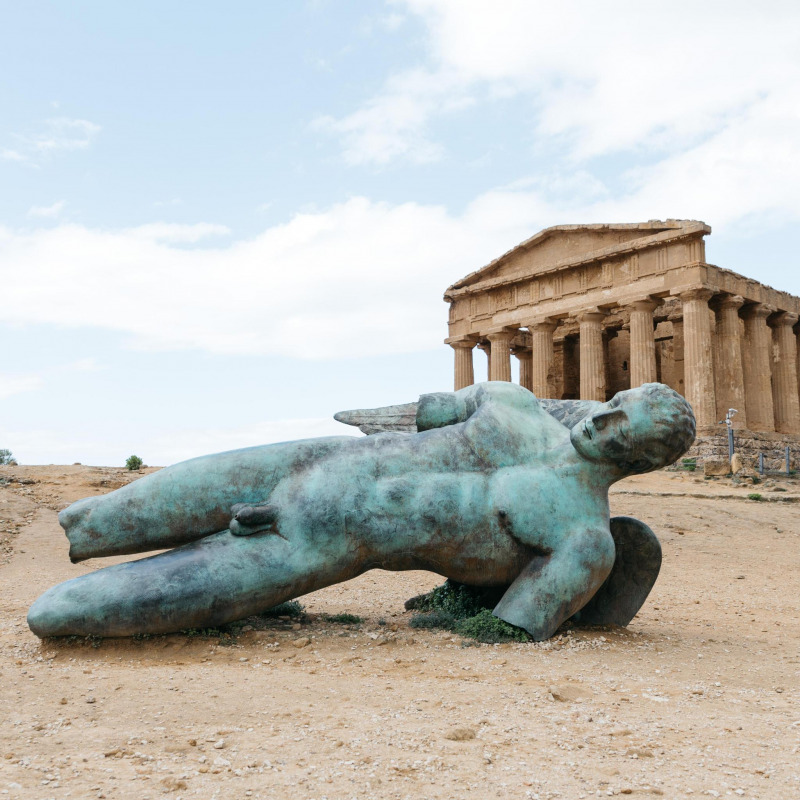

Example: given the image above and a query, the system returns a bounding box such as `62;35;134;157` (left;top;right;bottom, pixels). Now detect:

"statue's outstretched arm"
334;389;603;435
493;526;615;641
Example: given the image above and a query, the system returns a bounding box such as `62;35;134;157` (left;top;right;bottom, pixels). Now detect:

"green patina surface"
28;382;695;641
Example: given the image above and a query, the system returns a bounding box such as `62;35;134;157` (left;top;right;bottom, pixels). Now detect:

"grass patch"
681;457;697;472
260;600;305;618
409;610;456;630
406;580;529;643
747;493;763;501
453;610;530;643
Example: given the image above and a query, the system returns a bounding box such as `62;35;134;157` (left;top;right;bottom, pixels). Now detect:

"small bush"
125;455;144;471
747;493;763;501
0;449;16;465
751;476;761;484
406;580;504;619
681;458;696;472
409;610;457;630
260;600;305;618
453;610;530;644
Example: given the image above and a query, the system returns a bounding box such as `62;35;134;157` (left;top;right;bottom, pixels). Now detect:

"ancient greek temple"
444;221;800;453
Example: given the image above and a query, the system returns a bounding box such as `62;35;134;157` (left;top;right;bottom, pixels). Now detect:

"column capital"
486;329;515;344
768;311;800;329
526;317;558;333
679;287;715;304
626;297;658;313
448;338;477;350
576;308;605;324
741;302;776;321
710;293;745;312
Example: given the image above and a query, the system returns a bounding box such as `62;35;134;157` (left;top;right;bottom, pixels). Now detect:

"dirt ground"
1;464;798;800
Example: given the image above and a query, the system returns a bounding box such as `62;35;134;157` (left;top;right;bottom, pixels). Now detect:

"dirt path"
1;465;798;799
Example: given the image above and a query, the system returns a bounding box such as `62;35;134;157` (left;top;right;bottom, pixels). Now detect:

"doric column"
711;295;747;429
487;331;513;382
512;347;533;391
450;340;475;391
769;312;800;434
680;288;717;429
577;310;606;402
477;341;491;381
627;299;658;387
741;304;775;432
528;320;557;398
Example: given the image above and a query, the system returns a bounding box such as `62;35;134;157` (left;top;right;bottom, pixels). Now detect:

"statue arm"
416;382;543;431
492;526;615;640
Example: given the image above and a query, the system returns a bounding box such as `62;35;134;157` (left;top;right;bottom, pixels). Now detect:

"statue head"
570;383;696;475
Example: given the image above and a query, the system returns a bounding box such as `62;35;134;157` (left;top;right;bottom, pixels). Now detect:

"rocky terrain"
1;464;798;799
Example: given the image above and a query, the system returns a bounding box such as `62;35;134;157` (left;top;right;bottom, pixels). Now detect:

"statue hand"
229;503;279;536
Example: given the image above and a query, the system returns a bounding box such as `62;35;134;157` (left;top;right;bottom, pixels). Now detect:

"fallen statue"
28;381;695;640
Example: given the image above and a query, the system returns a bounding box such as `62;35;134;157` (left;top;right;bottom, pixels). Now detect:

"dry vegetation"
1;464;798;799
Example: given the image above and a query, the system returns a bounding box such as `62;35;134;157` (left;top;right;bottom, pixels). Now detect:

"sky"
2;0;800;466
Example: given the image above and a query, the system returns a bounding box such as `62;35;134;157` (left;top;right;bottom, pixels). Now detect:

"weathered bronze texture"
28;382;694;641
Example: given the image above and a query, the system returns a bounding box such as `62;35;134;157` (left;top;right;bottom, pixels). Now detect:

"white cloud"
2;117;101;166
28;200;65;218
33;117;101;152
1;148;26;162
0;372;45;400
317;0;800;232
3;161;800;366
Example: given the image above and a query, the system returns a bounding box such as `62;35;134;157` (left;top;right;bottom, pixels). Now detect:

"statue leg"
28;527;358;638
60;437;353;562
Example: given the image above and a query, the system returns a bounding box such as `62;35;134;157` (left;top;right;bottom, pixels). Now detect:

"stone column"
711;295;747;429
528;320;557;398
627;299;658;387
577;310;606;402
512;347;533;391
450;340;475;391
769;312;800;434
680;289;717;429
741;304;775;432
477;341;491;381
487;331;513;382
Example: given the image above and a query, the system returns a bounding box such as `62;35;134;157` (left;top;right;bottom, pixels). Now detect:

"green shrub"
747;493;763;501
681;458;696;472
0;449;15;465
260;600;305;618
409;610;457;630
453;610;530;643
125;455;144;471
406;580;504;619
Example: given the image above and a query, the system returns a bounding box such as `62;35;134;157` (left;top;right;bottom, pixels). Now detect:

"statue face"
569;387;663;471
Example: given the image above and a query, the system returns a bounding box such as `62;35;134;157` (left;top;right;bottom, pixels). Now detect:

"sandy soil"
1;464;798;799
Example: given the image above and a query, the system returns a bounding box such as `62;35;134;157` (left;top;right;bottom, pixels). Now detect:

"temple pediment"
446;220;710;297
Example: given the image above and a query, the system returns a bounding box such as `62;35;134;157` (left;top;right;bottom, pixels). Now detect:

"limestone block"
703;459;731;476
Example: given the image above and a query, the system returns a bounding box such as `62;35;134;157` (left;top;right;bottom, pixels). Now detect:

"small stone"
59;697;68;705
213;739;225;749
86;697;96;704
291;623;302;631
188;739;197;746
292;637;310;648
445;727;476;741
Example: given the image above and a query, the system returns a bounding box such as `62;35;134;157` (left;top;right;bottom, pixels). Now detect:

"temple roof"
445;220;711;299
